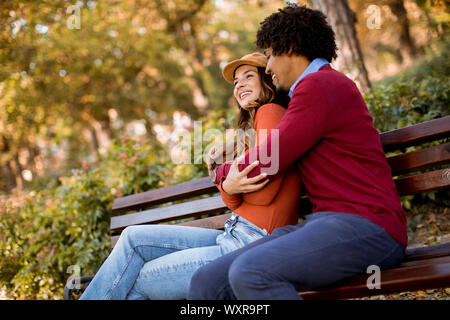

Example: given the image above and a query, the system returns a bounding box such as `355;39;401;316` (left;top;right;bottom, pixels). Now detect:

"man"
189;4;407;300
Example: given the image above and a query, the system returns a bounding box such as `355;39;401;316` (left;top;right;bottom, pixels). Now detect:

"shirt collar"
288;58;330;98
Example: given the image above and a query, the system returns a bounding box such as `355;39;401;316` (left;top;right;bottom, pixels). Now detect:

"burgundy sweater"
216;65;408;246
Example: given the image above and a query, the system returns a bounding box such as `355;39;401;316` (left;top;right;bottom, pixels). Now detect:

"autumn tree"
310;0;371;92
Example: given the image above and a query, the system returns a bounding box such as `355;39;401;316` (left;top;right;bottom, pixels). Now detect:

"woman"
80;52;302;300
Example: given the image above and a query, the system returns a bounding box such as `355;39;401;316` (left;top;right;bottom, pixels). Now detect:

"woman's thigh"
129;244;223;300
117;224;223;262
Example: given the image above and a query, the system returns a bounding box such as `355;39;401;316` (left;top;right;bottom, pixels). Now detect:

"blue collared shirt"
288;58;330;98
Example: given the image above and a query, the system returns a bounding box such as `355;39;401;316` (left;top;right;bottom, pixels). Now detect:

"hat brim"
222;59;266;84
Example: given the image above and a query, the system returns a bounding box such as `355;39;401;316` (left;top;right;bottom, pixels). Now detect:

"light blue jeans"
80;213;267;300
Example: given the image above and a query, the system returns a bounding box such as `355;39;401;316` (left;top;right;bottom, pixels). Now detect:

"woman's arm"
217;103;287;209
241;104;286;206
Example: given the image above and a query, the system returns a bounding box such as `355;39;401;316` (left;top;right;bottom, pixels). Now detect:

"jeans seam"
134;242;191;251
138;258;216;279
105;248;136;299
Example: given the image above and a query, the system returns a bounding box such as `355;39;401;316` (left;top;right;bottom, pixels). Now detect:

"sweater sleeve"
241;104;286;206
217;182;243;211
215;77;330;183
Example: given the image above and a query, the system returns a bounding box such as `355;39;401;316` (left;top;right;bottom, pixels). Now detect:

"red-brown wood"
388;142;450;176
300;256;450;300
110;196;227;232
404;242;450;261
394;168;450;195
112;177;217;214
380;116;450;152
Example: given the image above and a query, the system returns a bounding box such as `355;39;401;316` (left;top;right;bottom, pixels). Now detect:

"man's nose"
265;65;271;75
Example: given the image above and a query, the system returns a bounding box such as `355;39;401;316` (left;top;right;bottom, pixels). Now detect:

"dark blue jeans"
187;212;406;300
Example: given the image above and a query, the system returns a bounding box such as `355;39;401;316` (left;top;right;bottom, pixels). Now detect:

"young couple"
81;4;407;300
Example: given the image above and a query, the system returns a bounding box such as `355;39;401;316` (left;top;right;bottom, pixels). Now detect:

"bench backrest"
110;116;450;247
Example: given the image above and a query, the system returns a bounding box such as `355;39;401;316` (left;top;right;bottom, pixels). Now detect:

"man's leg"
187;224;300;300
227;212;405;300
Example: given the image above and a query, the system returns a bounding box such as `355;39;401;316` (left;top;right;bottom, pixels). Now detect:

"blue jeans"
187;212;406;300
80;213;267;300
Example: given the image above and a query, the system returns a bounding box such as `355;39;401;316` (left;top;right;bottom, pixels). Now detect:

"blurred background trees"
0;0;448;299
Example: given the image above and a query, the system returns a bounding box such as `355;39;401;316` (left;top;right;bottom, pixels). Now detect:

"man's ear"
287;47;294;57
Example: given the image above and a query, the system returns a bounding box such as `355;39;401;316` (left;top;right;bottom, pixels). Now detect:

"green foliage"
366;76;449;133
0;134;209;299
365;55;450;213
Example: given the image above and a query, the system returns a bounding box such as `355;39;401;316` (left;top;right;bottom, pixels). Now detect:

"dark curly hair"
256;4;338;62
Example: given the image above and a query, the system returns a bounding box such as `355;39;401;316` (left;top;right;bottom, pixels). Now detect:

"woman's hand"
222;156;269;195
206;145;220;181
206;141;236;181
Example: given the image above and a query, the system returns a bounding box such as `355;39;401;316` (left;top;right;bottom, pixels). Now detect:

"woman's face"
233;65;262;110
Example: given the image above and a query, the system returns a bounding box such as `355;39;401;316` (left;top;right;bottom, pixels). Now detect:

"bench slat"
112;177;217;214
395;168;450;195
176;213;231;229
300;256;450;300
110;196;227;232
388;142;450;176
380;116;450;152
404;242;450;261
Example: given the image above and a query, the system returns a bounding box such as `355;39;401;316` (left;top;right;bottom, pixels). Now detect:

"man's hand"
222;156;269;195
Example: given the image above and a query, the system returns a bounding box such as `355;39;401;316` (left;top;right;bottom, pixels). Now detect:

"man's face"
264;48;305;91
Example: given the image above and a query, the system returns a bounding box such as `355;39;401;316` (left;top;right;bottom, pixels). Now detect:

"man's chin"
276;86;289;96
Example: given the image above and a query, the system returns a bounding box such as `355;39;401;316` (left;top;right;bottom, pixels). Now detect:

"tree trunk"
0;135;17;193
0;161;16;194
387;0;418;64
311;0;371;93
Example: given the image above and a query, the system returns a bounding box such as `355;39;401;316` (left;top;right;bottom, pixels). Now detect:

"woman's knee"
117;225;146;248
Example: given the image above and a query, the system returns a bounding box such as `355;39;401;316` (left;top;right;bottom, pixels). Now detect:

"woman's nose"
236;81;245;90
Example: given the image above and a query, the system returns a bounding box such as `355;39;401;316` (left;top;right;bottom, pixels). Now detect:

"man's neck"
288;56;311;88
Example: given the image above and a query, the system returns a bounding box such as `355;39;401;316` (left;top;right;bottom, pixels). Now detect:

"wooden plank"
300;257;450;300
388;142;450;176
177;213;231;229
110;196;227;232
380;116;450;152
111;177;217;214
395;168;450;195
404;242;450;261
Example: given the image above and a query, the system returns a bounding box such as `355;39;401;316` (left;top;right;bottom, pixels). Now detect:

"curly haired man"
188;4;407;300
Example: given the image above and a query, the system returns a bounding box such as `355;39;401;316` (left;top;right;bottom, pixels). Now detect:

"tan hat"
222;52;267;84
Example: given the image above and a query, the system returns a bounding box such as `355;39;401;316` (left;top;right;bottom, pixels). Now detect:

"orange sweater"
218;103;302;233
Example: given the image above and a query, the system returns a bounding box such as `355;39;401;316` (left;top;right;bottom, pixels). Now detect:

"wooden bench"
64;115;450;300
